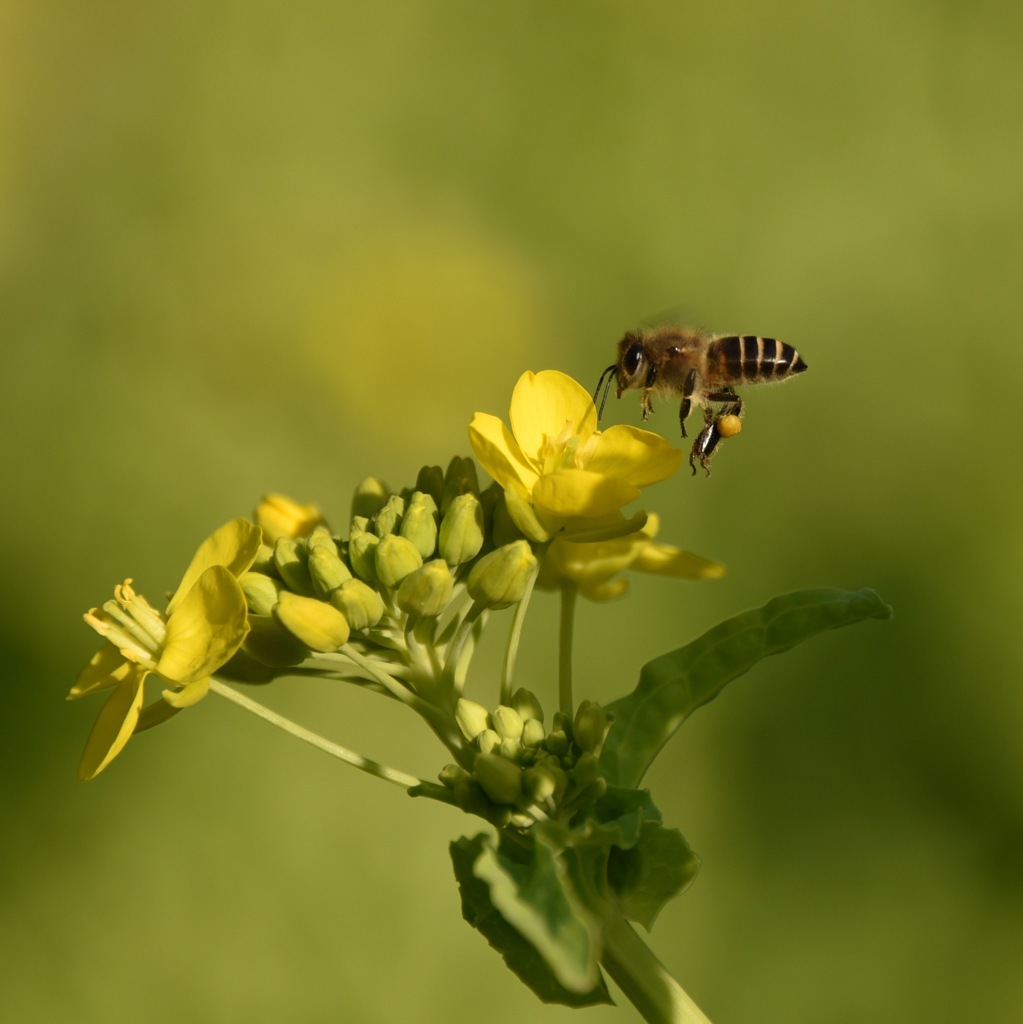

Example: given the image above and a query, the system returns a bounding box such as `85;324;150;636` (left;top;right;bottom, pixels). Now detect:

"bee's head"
616;331;648;389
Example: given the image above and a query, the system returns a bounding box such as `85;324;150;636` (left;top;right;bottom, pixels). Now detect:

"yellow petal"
167;519;262;615
77;666;146;779
161;677;211;709
134;699;182;733
157;566;250;684
508;371;598;463
468;411;538;496
532;468;640;519
254;494;325;544
559;510;649;544
68;644;132;699
579;578;630;602
633;544;725;579
584;425;684;487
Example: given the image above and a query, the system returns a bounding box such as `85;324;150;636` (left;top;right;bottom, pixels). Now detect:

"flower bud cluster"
441;691;613;828
237;461;538;677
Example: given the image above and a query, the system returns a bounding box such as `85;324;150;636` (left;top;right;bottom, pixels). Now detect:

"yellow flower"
67;519;262;779
537;514;724;600
468;370;682;533
254;493;325;544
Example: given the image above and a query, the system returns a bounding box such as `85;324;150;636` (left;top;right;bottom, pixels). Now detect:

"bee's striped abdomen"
713;334;808;383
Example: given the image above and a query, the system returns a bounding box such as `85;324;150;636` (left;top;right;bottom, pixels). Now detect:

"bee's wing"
639;303;702;331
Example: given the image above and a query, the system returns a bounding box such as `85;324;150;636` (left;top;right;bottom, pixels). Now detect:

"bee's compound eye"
623;342;644;378
717;414;742;438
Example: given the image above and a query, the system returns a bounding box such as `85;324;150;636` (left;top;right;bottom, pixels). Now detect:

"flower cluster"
441;692;613;828
69;369;720;787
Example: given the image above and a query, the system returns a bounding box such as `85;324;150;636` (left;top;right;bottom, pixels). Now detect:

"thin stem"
452;610;487;692
208;678;424;790
333;645;424;712
338;643;462;753
444;602;483;688
499;555;541;706
600;916;713;1024
558;581;578;717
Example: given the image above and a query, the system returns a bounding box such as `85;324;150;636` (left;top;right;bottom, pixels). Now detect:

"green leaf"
606;822;700;930
450;833;612;1007
600;588;893;788
556;788;700;932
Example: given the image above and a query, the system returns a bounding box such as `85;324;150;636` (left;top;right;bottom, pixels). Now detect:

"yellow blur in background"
3;2;1022;1022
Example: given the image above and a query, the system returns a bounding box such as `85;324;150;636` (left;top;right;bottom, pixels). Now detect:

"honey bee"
593;326;807;475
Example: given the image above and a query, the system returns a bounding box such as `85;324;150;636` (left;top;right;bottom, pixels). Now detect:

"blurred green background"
3;1;1022;1021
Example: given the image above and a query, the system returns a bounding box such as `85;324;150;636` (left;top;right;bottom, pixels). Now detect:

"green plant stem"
499;556;541;706
333;645;423;709
208;678;424;790
558;581;578;717
444;602;483;688
600;917;712;1024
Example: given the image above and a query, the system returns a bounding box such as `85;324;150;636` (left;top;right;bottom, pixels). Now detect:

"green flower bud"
239;571;284;616
441;455;480;512
570;752;602;788
476;729;501;755
487;805;514;828
329;578;385;630
399;492;439;558
473;752;523;805
499;737;522;762
466;540;537;610
250;543;278;576
552;711;572;735
573;700;612;755
492;705;524;741
510;687;544;723
307;545;353;598
523;763;558;804
438;493;484;566
243;614;310;667
374;534;423;589
351;476;389;521
546;718;570;758
438;763;471;789
347;531;379;583
521;718;546;749
349;515;369;538
452;777;490;817
455;698;491;742
373;494;406;538
414;465;445;508
306;524;339;555
546;761;570;803
395;559;453;617
503;486;552;543
273;591;350;652
484;484;525;548
273;536;314;594
531;749;558;768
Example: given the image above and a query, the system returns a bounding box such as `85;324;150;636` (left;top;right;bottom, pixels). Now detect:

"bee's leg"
679;368;699;438
705;387;742;417
640;363;659;420
689;401;742;477
689;409;718;477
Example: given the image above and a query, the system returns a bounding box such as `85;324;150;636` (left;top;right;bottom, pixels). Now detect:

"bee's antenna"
593;364;619;420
